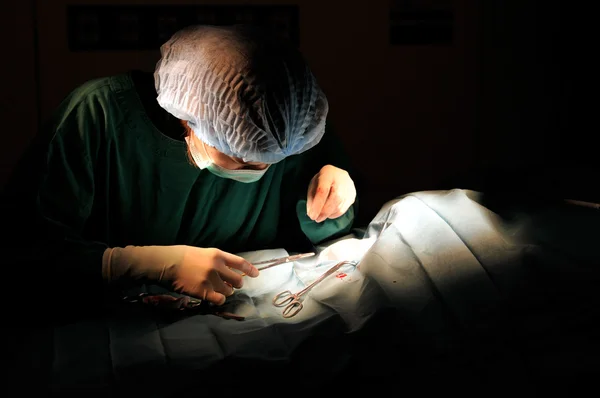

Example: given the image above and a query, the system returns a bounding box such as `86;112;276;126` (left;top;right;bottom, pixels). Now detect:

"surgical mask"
185;136;270;183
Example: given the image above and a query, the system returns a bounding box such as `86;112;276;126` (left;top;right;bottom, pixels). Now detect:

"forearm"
102;245;185;285
9;235;108;289
297;199;356;245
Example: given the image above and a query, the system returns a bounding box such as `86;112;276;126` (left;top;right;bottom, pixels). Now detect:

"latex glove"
103;245;259;305
306;164;356;223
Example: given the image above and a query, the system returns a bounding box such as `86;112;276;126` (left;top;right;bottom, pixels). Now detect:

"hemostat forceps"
272;260;355;318
252;252;316;271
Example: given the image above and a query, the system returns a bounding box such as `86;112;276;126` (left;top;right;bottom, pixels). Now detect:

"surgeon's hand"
306;165;356;223
103;245;259;305
169;247;260;304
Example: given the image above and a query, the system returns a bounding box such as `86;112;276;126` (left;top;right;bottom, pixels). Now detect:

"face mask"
185;137;270;183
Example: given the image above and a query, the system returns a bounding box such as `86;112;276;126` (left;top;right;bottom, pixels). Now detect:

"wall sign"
390;0;453;45
67;4;299;51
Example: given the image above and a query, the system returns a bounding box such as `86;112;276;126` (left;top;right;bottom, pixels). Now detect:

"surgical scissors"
272;260;355;318
252;252;316;271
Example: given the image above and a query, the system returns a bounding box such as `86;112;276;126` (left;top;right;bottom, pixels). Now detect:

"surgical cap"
154;25;329;164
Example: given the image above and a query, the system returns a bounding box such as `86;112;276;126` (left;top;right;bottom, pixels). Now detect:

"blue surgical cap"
154;25;328;164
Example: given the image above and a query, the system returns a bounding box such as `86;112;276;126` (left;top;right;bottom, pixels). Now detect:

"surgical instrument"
122;292;245;320
252;252;316;271
272;260;356;318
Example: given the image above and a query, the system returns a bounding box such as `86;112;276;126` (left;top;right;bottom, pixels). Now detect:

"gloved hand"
306;164;357;223
102;245;259;305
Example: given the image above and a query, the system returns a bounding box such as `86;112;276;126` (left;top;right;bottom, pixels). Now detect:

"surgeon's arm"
2;89;110;308
278;123;359;249
2;88;258;316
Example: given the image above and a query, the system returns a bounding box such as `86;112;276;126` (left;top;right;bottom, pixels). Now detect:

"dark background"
0;0;597;226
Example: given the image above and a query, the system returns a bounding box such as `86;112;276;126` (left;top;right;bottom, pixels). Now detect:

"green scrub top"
2;72;357;291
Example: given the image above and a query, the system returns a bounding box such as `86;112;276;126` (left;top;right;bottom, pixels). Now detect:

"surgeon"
1;25;357;309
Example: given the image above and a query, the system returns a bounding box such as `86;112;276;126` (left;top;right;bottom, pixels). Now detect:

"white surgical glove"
102;245;260;305
307;165;356;223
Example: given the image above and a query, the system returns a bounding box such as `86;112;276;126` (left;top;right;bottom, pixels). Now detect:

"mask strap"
199;139;214;162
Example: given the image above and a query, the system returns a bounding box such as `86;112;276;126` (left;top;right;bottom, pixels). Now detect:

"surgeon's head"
154;24;329;182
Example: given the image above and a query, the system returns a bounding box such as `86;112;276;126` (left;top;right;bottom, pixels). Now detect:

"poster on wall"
389;0;454;45
67;5;299;51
